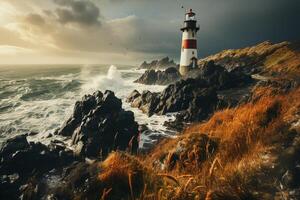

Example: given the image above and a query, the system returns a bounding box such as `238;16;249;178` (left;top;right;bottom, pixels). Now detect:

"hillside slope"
57;42;300;200
53;86;299;200
1;41;299;200
198;41;300;77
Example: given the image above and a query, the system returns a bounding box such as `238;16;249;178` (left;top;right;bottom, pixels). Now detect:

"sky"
0;0;299;65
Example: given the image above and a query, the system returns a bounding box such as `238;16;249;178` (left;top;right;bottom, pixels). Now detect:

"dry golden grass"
198;41;300;76
97;87;299;200
99;152;148;200
145;87;299;199
264;45;300;75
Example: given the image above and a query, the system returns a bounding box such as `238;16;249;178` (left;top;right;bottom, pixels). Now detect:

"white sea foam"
0;64;176;148
78;65;177;147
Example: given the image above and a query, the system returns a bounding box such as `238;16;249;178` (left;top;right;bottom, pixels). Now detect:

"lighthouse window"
192;51;194;55
192;32;194;37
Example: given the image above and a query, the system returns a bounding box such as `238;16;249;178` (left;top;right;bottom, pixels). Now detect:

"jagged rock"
0;134;74;177
58;91;102;136
188;60;253;90
59;90;139;158
128;78;218;123
129;61;254;130
139;57;177;70
0;134;75;200
134;67;181;85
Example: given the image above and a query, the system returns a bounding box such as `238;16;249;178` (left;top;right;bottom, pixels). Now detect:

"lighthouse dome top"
185;9;196;21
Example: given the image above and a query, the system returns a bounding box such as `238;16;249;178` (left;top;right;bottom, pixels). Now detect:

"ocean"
0;64;175;147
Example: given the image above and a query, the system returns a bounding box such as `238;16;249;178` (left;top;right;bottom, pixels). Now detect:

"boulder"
59;90;139;158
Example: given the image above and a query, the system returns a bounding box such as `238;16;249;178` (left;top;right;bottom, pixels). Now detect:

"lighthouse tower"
179;9;199;76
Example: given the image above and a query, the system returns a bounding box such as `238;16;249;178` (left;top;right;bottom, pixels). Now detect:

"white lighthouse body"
179;9;199;76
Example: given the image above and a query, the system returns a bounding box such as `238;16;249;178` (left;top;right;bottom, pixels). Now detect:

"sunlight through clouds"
0;45;33;55
0;2;18;25
0;0;299;64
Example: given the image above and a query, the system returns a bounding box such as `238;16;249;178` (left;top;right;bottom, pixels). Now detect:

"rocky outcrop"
0;90;141;199
0;134;75;200
188;60;253;90
0;135;74;177
134;67;181;85
128;61;254;129
127;79;218;122
58;90;139;158
139;57;177;70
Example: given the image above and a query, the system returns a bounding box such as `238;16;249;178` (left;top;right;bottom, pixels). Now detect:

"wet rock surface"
0;90;141;199
0;134;76;200
58;90;139;158
128;61;254;130
134;67;181;85
192;60;253;89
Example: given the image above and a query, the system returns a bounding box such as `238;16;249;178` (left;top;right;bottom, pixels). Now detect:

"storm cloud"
0;0;299;64
53;0;101;26
24;14;46;26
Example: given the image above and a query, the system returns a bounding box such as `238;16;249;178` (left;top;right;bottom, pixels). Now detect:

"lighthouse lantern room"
179;9;199;76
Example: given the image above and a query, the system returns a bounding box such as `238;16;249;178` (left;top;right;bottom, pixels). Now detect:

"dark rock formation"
0;134;75;200
188;60;253;90
0;135;74;177
0;90;141;199
58;90;139;158
128;61;254;129
139;57;177;70
127;78;218;123
134;67;181;85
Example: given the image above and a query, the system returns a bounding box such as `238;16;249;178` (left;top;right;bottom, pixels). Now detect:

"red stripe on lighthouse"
182;39;197;49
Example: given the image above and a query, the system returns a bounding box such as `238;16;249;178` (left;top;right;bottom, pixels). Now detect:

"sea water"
0;64;175;147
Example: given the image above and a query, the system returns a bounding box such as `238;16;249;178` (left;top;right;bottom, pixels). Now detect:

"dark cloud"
24;13;45;26
196;0;300;57
5;0;299;64
100;0;300;58
53;0;101;26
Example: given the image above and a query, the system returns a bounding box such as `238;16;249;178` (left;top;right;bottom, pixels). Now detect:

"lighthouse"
179;9;199;76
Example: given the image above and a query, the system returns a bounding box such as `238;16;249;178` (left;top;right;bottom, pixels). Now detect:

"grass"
198;41;300;76
95;87;299;200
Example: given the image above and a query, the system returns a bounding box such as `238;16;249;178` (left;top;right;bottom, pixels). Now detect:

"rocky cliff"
128;61;254;130
0;90;140;200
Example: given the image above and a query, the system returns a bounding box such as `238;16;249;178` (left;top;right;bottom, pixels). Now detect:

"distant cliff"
139;57;178;70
